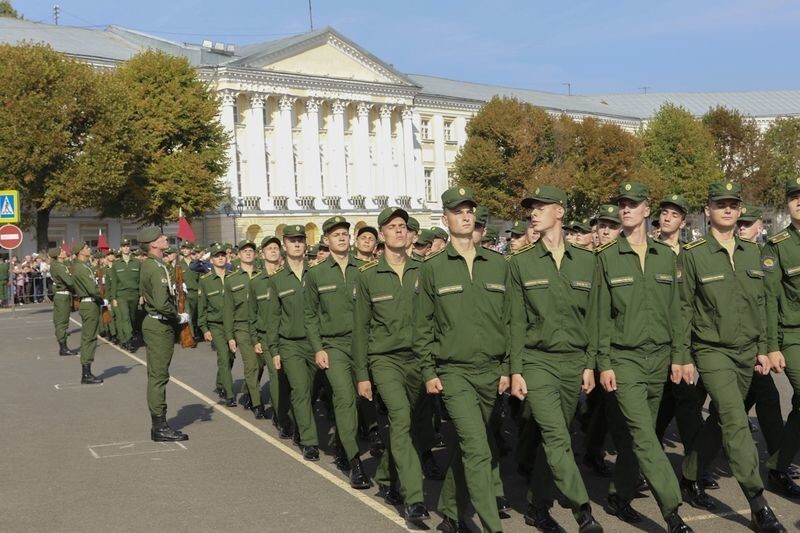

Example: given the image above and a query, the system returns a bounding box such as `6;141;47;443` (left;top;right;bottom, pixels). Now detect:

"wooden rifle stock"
175;264;197;348
97;266;112;325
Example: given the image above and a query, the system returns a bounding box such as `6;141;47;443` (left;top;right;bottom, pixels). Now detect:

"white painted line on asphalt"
70;317;409;531
54;382;104;390
683;508;750;522
88;440;187;459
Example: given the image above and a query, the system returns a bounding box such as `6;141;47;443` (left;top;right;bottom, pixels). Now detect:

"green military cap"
570;218;592;233
431;226;449;242
506;220;528;236
164;246;177;255
521;185;567;208
406;216;420;233
260;235;281;248
482;226;499;243
104;248;116;256
475;205;490;227
180;241;194;249
209;243;226;256
357;225;378;239
71;241;87;254
120;238;132;246
238;239;257;251
616;181;650;202
659;193;690;215
596;204;621;224
137;227;162;244
738;204;764;222
282;224;306;238
708;180;741;201
317;236;330;250
415;229;435;245
786;176;800;196
193;246;203;253
223;242;233;250
441;186;477;210
322;216;350;234
47;247;61;258
92;250;103;259
306;244;319;257
377;206;409;227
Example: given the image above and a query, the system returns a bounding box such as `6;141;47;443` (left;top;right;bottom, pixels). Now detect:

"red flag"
61;241;69;254
97;229;109;252
177;216;196;243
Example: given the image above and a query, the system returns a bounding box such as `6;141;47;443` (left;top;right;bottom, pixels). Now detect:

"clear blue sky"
9;0;800;95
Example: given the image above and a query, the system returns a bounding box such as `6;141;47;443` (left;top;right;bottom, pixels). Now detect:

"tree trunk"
35;207;51;252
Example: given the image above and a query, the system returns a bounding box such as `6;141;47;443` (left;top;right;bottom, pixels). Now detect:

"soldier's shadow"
170;403;214;430
98;364;138;380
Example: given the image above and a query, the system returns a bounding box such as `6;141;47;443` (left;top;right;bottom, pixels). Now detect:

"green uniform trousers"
263;341;294;429
78;301;100;365
437;364;503;533
115;296;138;343
522;352;588;517
371;353;430;505
683;346;763;499
208;323;235;399
142;316;175;417
608;347;682;518
53;293;72;344
281;339;319;446
768;344;800;472
233;324;264;407
323;341;360;460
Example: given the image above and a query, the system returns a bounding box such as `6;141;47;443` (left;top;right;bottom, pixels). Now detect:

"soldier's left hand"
273;355;281;370
767;351;786;373
498;375;510;395
754;354;771;375
357;380;373;401
254;342;263;354
581;369;595;394
510;374;527;399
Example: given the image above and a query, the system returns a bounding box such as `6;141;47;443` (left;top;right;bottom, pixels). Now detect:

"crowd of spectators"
0;253;53;307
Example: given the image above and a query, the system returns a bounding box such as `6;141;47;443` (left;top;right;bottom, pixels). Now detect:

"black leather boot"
576;503;603;533
81;364;103;384
768;469;800;498
150;414;189;442
751;505;786;532
348;456;372;489
681;476;716;510
59;342;77;356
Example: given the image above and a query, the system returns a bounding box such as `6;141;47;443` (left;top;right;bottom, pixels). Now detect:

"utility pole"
638;86;651;94
308;0;314;31
53;4;60;25
562;82;572;96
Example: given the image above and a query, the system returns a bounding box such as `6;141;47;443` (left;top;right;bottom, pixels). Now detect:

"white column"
245;93;269;205
275;95;297;208
353;102;372;207
327;100;348;207
433;114;447;199
401;107;416;205
301;98;323;202
412;112;425;206
219;90;239;198
378;105;395;203
455;116;468;148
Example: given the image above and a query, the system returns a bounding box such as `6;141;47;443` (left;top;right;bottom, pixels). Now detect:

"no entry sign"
0;224;23;250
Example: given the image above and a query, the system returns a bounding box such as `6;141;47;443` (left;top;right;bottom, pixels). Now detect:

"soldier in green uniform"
508;186;602;532
481;227;499;251
71;242;105;385
761;183;800;498
97;249;117;343
0;256;9;307
353;207;434;525
198;244;237;406
595;204;622;246
411;229;434;260
589;182;693;533
304;216;371;489
223;240;265;418
414;186;509;533
430;226;449;254
568;218;594;249
505;221;529;254
260;236;281;275
178;242;199;335
472;205;490;245
316;238;331;262
354;225;378;263
406;216;421;255
137;227;190;442
49;247;78;356
113;239;141;352
679;181;786;532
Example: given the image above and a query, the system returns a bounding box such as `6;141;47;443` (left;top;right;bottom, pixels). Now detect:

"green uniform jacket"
197;269;226;333
140;254;178;321
248;270;272;347
679;234;767;356
413;243;510;383
265;263;308;357
0;261;9;284
304;255;361;353
50;260;75;293
179;257;199;291
763;226;800;351
105;264;117;299
588;236;686;372
507;241;595;374
71;260;101;301
112;257;141;298
352;256;422;382
223;268;258;341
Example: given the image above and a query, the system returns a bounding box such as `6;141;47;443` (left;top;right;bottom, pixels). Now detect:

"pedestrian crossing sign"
0;190;19;223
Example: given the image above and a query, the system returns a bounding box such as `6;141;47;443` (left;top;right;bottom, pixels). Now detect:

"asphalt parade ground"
0;305;797;532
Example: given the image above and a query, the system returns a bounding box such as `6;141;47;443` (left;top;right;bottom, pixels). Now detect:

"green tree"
0;43;128;250
702;106;761;199
750;117;800;207
106;50;229;227
640;103;723;209
0;1;20;18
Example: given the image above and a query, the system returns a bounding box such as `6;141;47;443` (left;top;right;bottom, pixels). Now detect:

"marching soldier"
113;239;141;352
406;216;421;255
98;248;118;344
594;204;622;246
137;227;190;442
354;225;378;263
505;220;529;253
473;205;489;245
71;242;105;385
179;242;199;334
679;181;785;532
49;247;77;356
260;236;281;275
430;226;449;254
411;229;434;260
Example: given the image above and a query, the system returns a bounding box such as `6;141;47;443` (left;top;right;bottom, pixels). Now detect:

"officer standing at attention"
198;244;237;406
71;242;105;385
49;247;78;356
113;239;141;352
223;240;265;418
414;186;509;533
179;242;199;334
589;182;693;533
505;221;530;253
679;181;785;532
430;227;449;254
353;207;433;525
354;226;378;263
137;227;190;442
761;178;800;498
304;216;371;489
508;186;602;532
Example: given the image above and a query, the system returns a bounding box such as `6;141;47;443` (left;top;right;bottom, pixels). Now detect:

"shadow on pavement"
170;403;214;430
98;364;139;380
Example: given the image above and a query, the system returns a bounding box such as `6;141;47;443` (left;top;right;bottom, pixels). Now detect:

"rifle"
175;264;197;348
97;266;113;325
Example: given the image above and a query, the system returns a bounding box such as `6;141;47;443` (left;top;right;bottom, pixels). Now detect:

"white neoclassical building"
2;18;800;252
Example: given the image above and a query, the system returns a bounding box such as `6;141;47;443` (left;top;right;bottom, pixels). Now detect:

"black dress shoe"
302;445;319;461
422;450;445;480
59;342;77;356
240;393;252;410
788;464;800;479
751;505;787;532
436;516;471;533
368;429;384;457
213;387;224;399
433;432;447;448
523;506;561;532
768;469;800;498
348;456;372;489
701;473;719;490
576;503;603;533
225;397;237;407
665;510;693;533
636;474;650;493
334;453;350;472
405;502;430;524
377;483;401;505
680;476;716;510
496;495;510;513
606;494;641;523
583;454;612;477
253;405;266;419
278;424;293;440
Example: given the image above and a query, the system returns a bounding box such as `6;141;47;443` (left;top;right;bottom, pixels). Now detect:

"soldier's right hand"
112;299;118;308
315;350;329;369
767;351;786;373
228;339;237;352
510;374;527;400
203;331;213;342
357;380;373;401
273;355;281;370
254;342;263;354
425;377;443;395
599;370;617;392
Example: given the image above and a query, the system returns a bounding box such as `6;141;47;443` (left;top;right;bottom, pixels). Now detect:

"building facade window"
447;168;456;187
444;119;454;142
424;168;433;202
420;118;432;141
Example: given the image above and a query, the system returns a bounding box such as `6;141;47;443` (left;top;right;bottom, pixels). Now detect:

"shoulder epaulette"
200;272;212;280
309;259;323;268
424;248;447;261
683;238;706;250
271;266;284;275
511;243;536;256
570;243;593;253
593;239;618;254
768;231;790;245
652;239;671;248
359;260;379;272
739;236;757;245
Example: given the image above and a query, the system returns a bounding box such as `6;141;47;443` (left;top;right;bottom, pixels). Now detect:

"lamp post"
224;198;245;244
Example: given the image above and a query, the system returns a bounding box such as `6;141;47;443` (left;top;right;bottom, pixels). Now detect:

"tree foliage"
751;118;800;207
0;1;20;18
702;106;761;197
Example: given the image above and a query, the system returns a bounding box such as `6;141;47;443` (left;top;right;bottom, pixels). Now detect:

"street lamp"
224;198;244;243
